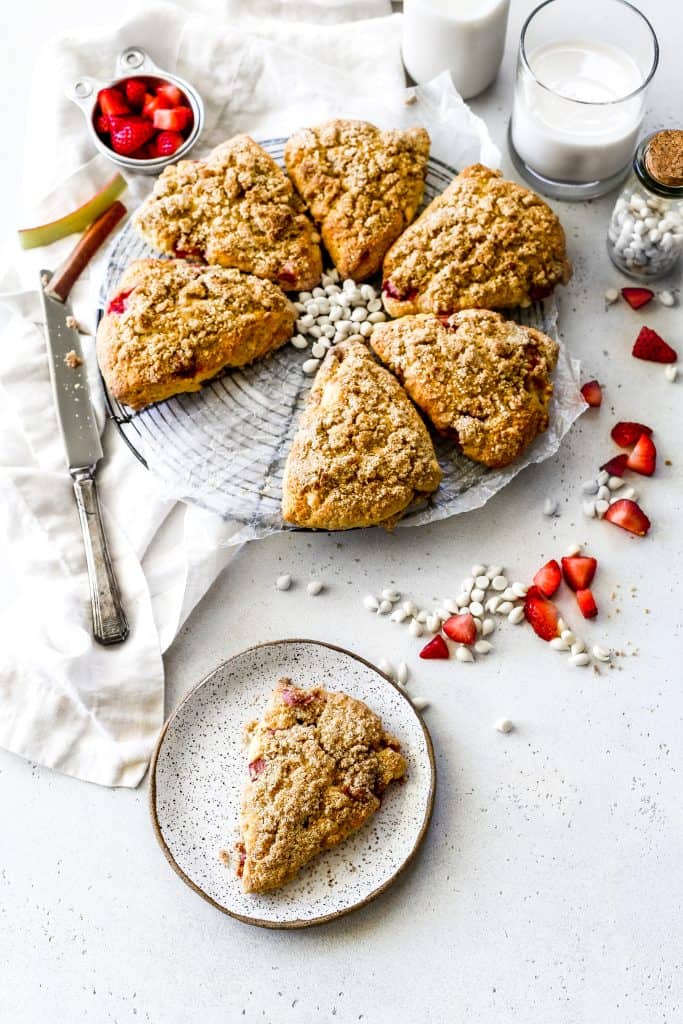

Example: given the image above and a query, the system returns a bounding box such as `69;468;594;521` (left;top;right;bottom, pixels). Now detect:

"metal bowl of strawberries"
69;46;204;173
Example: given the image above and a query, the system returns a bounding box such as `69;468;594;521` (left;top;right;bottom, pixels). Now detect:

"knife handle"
72;471;129;645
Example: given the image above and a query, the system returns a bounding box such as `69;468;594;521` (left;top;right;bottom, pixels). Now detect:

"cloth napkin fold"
0;0;405;787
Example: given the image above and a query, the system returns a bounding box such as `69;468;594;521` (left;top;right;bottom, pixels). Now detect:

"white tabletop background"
1;1;681;1021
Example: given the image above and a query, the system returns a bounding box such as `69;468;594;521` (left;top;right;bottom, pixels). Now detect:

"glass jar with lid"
607;130;683;279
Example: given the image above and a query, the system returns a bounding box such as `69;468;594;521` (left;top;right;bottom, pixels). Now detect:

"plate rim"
148;638;437;929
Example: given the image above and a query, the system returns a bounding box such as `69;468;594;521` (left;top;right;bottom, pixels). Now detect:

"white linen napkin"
0;0;405;787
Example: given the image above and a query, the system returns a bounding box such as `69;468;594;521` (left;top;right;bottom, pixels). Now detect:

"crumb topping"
64;350;82;369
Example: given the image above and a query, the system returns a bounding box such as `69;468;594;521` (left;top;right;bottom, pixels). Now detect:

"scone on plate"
133;134;322;291
281;339;442;530
97;259;296;410
284;119;430;281
370;309;559;468
237;678;407;894
381;164;571;317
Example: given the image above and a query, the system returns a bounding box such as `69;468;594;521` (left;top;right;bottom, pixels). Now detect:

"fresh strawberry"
97;87;130;117
580;379;602;407
419;635;450;659
561;555;597;592
523;586;559;641
576;588;598;619
603;498;651;536
600;453;629;476
143;92;169;119
94;114;110;136
153;106;193;132
633;326;678;363
154;130;185;157
626;432;656;475
443;612;476;645
533;559;562;597
108;116;156;156
621;286;654;310
156;81;185;106
611;421;653;447
124;78;147;110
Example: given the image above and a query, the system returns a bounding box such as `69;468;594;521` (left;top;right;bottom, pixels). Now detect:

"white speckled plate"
149;640;435;928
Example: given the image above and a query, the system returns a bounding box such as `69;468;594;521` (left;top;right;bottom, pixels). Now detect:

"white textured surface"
1;1;682;1022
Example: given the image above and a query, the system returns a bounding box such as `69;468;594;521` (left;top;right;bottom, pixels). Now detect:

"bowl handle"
116;46;164;77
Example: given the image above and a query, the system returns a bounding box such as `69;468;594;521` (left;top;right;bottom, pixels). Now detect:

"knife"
39;271;129;645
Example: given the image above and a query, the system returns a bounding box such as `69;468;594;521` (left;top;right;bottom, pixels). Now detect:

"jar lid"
645;130;683;188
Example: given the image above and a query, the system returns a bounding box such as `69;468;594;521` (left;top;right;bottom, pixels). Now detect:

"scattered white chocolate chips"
494;718;514;734
292;270;386;361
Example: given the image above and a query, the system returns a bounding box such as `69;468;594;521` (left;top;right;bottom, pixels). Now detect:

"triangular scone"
96;259;296;409
282;339;442;530
371;309;559;468
382;164;572;317
284;119;430;281
237;678;407;894
133;134;322;291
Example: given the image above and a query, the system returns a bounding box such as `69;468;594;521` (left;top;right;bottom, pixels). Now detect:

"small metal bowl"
68;46;204;175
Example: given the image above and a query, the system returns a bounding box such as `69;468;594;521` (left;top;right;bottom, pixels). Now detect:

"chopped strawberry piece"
108;116;155;156
156;81;186;106
523;586;560;641
633;326;677;363
248;757;265;780
106;289;132;315
153;106;193;132
97;87;130;117
576;588;598;619
278;264;297;287
94;114;110;136
580;380;603;407
561;555;597;591
603;499;651;536
419;634;450;659
611;421;653;447
600;453;629;476
626;433;656;476
442;612;476;645
124;78;147;110
533;559;562;597
154;130;185;157
142;92;170;119
621;286;654;310
280;687;314;706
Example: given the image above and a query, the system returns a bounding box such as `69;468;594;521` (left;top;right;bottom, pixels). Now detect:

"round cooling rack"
99;138;584;540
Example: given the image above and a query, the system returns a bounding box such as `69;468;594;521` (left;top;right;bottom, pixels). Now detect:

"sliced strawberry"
580;380;603;407
633;326;678;363
561;555;597;592
626;433;656;476
576;588;598;619
533;559;562;597
106;289;132;315
603;499;651;536
600;453;629;476
621;286;654;310
97;87;130;117
523;586;560;641
94;114;110;136
108;116;156;157
611;421;653;447
124;78;147;110
153;106;193;132
143;92;170;119
156;81;185;106
443;612;476;645
154;130;185;157
419;635;450;659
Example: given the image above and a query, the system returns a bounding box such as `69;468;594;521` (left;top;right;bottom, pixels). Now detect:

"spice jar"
607;130;683;279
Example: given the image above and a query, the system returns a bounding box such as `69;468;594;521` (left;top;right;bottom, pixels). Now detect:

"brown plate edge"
148;637;437;930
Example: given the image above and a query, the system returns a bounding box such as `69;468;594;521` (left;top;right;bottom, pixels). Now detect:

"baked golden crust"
238;678;406;894
96;259;296;410
284;119;430;281
133;134;323;291
370;309;559;468
381;164;572;316
281;339;442;530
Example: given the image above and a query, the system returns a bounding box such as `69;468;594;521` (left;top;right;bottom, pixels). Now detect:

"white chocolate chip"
592;645;611;662
485;596;502;613
561;629;575;644
494;718;513;733
475;575;490;589
571;639;586;655
470;565;486;578
390;607;408;623
549;637;569;651
469;601;484;617
403;600;418;616
570;652;590;667
496;601;513;615
379;659;394;679
411;696;429;711
487;565;504;579
508;606;525;625
455;646;474;663
491;575;508;591
511;582;528;598
482;618;495;637
665;365;678;382
307;580;323;595
302;358;320;375
276;574;292;590
581;480;599;494
363;595;379;611
382;588;400;603
291;334;308;350
604;288;619;304
409;619;423;637
470;587;485;603
564;543;582;556
378;599;393;614
475;640;492;655
396;662;409;685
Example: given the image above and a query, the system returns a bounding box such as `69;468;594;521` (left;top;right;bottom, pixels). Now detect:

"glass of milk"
509;0;659;200
402;0;511;100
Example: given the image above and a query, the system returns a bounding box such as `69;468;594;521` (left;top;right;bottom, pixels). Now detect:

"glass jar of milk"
509;0;659;200
402;0;510;100
607;131;683;279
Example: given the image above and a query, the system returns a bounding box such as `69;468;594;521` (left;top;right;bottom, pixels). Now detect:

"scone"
134;134;322;291
284;119;430;280
97;259;296;410
237;678;407;894
281;339;442;530
381;164;571;316
370;309;559;468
